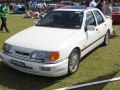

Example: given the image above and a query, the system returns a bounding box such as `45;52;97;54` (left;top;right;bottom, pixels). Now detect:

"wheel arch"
67;47;81;75
69;47;81;59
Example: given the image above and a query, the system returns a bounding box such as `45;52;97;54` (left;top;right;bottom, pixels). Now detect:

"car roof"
54;5;97;12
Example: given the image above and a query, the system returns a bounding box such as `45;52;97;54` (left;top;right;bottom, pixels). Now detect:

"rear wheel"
102;31;110;46
68;49;80;75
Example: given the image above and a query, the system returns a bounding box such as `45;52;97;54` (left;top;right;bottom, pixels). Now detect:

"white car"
0;6;113;77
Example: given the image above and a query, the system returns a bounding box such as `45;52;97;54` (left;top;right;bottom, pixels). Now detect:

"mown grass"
0;14;120;90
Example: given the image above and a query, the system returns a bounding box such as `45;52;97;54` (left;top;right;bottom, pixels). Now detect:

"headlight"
3;43;12;53
31;51;60;61
31;51;50;60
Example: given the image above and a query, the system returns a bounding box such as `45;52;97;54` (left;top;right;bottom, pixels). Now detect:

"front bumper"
0;51;68;77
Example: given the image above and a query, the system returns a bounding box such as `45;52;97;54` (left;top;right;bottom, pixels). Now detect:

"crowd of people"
80;0;112;17
8;1;58;19
0;0;114;33
0;0;113;19
23;0;112;18
24;9;45;19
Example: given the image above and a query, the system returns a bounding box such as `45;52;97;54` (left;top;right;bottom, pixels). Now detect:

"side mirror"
86;25;96;31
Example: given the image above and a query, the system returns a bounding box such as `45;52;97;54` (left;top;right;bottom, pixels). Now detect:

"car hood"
6;26;78;51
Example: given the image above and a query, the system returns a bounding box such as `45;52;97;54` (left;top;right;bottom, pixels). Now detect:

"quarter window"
94;10;104;25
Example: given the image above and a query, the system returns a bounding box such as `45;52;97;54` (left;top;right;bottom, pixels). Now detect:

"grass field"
0;14;120;90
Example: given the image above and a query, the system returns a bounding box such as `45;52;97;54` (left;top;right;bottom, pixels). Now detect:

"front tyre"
102;31;110;46
68;49;80;75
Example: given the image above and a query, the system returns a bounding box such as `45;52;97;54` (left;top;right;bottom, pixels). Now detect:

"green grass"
0;14;120;90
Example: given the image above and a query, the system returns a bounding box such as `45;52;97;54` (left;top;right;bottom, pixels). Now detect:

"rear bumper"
0;52;68;77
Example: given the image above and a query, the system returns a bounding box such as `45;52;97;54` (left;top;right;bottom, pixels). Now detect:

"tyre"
68;49;80;75
102;31;110;46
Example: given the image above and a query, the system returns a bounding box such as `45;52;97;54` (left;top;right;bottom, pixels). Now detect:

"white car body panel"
0;52;68;77
5;26;78;51
0;6;113;77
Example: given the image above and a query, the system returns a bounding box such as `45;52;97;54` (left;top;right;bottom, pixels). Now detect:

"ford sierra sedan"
0;6;113;77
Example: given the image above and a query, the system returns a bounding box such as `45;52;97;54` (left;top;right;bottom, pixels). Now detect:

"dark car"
112;7;120;24
13;5;26;14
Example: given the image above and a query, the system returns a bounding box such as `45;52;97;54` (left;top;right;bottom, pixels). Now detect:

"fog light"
39;67;50;71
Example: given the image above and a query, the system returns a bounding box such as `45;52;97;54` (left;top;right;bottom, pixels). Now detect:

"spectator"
80;0;86;5
0;1;10;33
24;10;40;19
89;0;97;7
43;1;47;12
35;10;40;18
96;0;103;11
39;10;44;19
101;0;106;15
105;1;112;17
24;10;31;18
9;3;14;12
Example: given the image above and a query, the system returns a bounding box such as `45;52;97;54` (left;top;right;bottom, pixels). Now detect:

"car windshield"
36;11;83;29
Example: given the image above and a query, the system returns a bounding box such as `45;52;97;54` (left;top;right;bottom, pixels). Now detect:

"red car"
57;1;73;8
112;7;120;23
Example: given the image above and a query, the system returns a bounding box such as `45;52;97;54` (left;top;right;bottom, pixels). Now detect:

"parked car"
112;7;120;24
13;5;26;14
0;6;113;77
47;4;57;12
57;0;73;8
113;3;120;7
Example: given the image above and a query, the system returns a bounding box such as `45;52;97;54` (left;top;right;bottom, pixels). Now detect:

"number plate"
10;60;25;67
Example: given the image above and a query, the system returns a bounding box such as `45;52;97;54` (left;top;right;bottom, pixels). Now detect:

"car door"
84;11;99;52
93;10;107;38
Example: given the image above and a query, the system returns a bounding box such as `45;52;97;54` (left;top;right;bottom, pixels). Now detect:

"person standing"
96;0;103;11
0;1;10;33
89;0;97;7
105;0;112;17
101;0;106;15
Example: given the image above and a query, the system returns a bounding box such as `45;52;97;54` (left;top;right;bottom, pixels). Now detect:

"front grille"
12;49;31;60
4;48;47;63
15;50;30;57
6;49;32;61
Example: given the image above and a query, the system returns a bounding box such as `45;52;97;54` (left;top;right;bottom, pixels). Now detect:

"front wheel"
102;31;110;46
68;49;80;75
